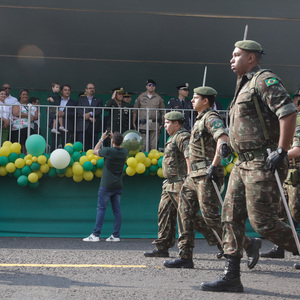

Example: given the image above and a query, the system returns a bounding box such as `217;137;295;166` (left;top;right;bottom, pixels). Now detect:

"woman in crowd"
0;88;11;145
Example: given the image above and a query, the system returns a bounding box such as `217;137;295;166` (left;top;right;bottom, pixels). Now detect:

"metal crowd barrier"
0;104;229;152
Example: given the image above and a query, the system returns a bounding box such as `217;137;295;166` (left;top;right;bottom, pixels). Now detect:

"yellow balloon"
38;155;47;165
28;172;38;183
91;159;97;165
136;162;146;174
6;162;16;173
15;158;25;169
65;166;73;178
40;164;50;173
83;171;94;181
154;153;160;160
94;168;103;178
73;174;83;182
10;142;21;153
65;143;73;147
48;159;53;167
225;163;234;173
144;157;151;167
73;161;80;166
34;170;43;179
233;157;238;164
157;168;164;178
26;159;32;166
0;166;8;176
0;145;11;157
135;152;146;163
159;152;164;157
223;167;227;177
127;157;137;168
2;141;12;148
24;154;33;161
126;166;136;176
32;156;38;162
150;149;159;154
87;154;94;161
86;149;94;157
72;164;83;175
151;158;158;165
79;156;88;165
147;152;154;160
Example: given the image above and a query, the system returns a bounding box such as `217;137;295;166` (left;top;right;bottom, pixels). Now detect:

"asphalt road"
0;237;299;299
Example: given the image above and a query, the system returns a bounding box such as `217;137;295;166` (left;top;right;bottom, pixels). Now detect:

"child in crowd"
47;82;67;134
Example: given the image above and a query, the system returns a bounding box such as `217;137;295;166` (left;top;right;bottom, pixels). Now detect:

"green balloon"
8;152;18;163
73;141;83;152
31;162;41;171
143;167;150;176
83;161;93;171
0;156;9;166
56;168;66;175
149;164;159;173
96;158;104;169
14;168;22;178
123;164;127;173
44;153;50;160
158;157;163;168
17;175;28;187
92;165;97;173
25;134;46;156
72;151;81;162
68;157;74;167
64;145;74;155
18;153;26;159
48;167;57;177
21;165;31;176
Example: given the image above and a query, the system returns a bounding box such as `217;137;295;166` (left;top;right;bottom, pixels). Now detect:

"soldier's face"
230;47;251;76
164;119;177;136
179;89;189;98
191;93;206;112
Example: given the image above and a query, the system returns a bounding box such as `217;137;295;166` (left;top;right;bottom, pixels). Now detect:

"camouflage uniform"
223;66;298;257
177;107;233;259
153;127;218;251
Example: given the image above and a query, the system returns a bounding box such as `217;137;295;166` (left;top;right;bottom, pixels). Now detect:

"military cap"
235;40;263;52
193;86;217;96
177;83;189;90
123;92;132;97
113;87;124;94
146;79;156;85
165;111;185;121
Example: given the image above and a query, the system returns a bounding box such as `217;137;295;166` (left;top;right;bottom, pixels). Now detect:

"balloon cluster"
124;149;164;178
221;152;238;176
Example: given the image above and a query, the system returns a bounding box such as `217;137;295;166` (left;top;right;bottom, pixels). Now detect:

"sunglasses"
148;83;156;87
3;87;11;90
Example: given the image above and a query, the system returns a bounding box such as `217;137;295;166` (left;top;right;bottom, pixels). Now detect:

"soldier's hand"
220;144;232;158
206;165;217;180
265;147;287;173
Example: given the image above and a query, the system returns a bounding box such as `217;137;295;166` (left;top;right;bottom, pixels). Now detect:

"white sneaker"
83;234;100;242
59;126;68;132
51;129;60;134
106;235;120;242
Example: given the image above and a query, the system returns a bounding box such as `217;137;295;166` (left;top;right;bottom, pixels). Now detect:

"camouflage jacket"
189;107;227;177
229;66;296;153
162;128;190;179
290;113;300;166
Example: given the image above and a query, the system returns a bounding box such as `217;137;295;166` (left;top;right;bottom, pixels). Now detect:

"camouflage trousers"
152;180;218;251
222;160;299;258
281;182;300;224
177;175;227;259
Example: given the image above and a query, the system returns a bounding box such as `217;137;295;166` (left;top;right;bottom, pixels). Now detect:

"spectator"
2;83;18;106
167;83;196;131
105;87;132;134
50;84;77;150
29;96;41;134
0;88;11;145
123;92;133;107
133;79;165;151
83;131;128;242
11;89;38;152
77;83;103;150
47;82;67;134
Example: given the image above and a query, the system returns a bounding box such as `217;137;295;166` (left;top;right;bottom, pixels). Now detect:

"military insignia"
265;78;278;86
296;131;300;137
212;120;223;129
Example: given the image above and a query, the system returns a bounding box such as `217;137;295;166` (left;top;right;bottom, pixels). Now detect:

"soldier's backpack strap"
171;128;189;177
249;69;272;142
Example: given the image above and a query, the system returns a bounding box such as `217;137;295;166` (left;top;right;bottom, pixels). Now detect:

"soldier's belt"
190;161;208;171
237;147;269;162
166;175;185;183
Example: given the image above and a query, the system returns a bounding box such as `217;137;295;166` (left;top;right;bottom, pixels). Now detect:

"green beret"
165;111;185;121
193;86;217;96
235;40;263;52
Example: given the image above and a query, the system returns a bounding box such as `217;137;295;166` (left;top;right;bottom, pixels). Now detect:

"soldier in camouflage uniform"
144;111;220;258
261;91;300;268
201;40;299;293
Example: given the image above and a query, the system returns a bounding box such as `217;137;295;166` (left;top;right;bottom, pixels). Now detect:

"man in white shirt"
2;83;18;105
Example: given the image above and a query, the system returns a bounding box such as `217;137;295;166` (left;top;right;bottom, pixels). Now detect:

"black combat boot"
245;237;261;269
294;263;300;270
144;248;169;258
201;255;244;293
163;257;194;268
217;244;224;259
260;244;285;259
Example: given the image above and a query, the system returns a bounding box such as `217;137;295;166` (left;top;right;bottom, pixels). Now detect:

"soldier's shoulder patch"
265;78;278;86
211;118;223;129
296;131;300;137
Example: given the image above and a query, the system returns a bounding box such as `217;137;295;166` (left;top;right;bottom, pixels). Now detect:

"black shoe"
260;244;284;259
245;238;261;269
144;248;169;258
294;263;300;270
217;244;224;259
201;256;243;293
163;258;194;269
